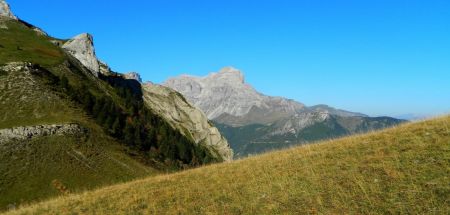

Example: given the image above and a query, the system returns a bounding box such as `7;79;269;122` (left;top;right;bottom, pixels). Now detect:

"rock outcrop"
63;33;100;76
142;83;233;161
124;72;142;82
99;60;113;75
0;0;17;20
0;123;87;144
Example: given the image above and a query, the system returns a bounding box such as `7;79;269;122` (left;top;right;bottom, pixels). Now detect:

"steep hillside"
165;67;404;157
6;116;449;214
0;2;231;210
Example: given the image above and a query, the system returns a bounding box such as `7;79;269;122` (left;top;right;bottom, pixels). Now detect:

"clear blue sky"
8;0;450;117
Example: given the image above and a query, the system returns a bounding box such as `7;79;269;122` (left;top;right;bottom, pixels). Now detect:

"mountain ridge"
164;67;404;157
164;67;308;124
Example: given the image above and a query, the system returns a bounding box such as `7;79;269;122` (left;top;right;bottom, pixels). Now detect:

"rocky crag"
142;83;233;161
0;0;16;20
62;33;101;76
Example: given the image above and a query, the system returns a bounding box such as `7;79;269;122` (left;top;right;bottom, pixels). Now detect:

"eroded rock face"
0;0;17;20
142;83;233;161
0;123;87;144
63;33;100;76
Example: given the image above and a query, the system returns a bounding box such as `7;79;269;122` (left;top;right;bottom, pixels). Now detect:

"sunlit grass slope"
6;116;449;214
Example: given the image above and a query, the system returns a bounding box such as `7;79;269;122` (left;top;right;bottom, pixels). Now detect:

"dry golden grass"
5;116;450;214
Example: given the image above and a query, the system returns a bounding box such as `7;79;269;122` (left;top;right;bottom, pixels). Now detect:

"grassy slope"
0;19;64;67
6;116;449;214
0;19;160;210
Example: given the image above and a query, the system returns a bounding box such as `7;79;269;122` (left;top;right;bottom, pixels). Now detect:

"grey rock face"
0;124;87;144
164;67;306;125
269;112;330;136
142;83;233;161
0;0;17;20
63;33;100;76
99;60;113;75
124;72;142;83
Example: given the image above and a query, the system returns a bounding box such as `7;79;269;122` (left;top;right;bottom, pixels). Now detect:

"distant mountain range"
164;67;405;157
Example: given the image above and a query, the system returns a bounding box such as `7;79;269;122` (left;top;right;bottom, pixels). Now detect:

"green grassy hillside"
6;116;449;214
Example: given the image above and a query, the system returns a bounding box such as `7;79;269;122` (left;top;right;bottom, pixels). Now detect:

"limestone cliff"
142;83;233;161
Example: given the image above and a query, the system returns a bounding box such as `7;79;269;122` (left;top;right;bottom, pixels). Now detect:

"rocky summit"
63;33;101;76
0;0;16;20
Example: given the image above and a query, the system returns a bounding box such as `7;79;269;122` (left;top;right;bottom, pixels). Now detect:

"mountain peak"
0;0;17;19
218;66;241;74
63;33;100;76
211;66;245;84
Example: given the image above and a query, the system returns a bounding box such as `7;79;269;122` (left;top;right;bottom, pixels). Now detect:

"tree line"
35;65;219;168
